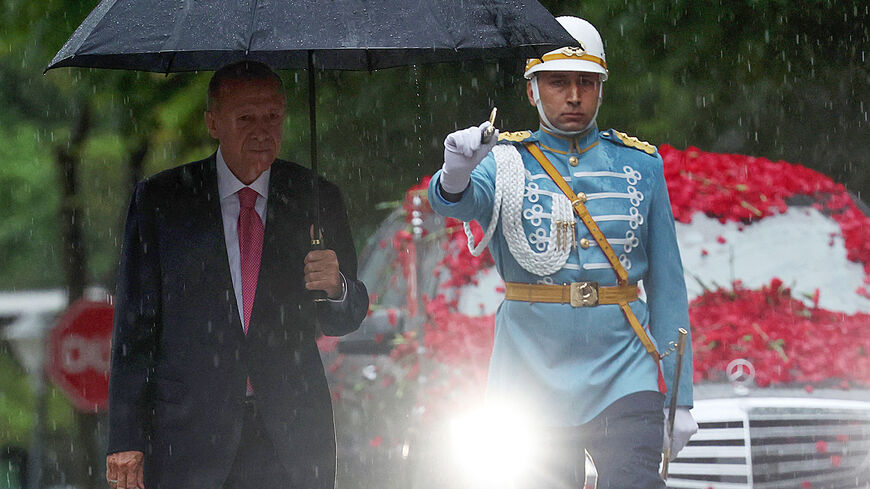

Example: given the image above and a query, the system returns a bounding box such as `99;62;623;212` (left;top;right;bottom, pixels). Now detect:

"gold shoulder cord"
613;131;657;155
524;142;661;362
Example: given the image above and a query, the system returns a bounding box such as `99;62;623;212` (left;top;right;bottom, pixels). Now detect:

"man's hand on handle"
663;407;698;460
305;225;343;299
106;450;144;489
440;121;499;194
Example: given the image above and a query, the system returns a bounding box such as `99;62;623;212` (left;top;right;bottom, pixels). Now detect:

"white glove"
439;121;499;194
663;407;698;460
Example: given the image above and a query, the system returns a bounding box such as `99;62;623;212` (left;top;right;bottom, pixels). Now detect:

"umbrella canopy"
47;0;575;73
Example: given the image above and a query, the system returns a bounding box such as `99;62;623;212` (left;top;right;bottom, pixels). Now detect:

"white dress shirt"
216;149;347;332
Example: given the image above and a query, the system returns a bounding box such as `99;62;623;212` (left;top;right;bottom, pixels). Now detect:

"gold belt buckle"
570;281;599;307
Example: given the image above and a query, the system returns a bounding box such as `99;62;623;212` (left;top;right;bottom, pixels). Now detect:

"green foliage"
549;0;869;192
0;348;33;446
0;342;77;450
78;132;128;285
0;124;62;289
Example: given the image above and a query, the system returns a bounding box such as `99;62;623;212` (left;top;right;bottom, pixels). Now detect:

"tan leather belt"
504;281;639;307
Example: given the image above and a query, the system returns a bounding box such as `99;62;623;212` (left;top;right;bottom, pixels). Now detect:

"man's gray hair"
206;61;284;111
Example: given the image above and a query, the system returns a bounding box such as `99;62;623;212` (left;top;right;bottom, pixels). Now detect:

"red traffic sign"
46;299;114;412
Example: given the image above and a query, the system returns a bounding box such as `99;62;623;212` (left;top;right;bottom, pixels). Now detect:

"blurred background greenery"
0;0;866;487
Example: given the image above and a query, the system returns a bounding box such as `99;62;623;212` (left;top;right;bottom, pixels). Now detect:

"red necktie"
237;187;263;334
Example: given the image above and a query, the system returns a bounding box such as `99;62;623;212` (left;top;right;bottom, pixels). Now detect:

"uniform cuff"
438;181;466;203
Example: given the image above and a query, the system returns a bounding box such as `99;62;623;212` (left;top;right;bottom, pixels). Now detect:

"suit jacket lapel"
251;161;310;331
186;154;244;337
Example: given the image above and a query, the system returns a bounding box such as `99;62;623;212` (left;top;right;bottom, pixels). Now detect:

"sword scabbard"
662;328;688;479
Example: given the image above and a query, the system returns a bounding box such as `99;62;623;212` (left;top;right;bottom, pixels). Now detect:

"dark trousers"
223;400;291;489
518;391;666;489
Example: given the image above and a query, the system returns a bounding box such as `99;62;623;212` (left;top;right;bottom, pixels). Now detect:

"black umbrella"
46;0;575;250
47;0;573;72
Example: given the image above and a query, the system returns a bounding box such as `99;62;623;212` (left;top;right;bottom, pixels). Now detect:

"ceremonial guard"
428;17;697;488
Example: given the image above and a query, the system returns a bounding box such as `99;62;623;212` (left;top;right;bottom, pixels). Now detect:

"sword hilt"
481;107;498;143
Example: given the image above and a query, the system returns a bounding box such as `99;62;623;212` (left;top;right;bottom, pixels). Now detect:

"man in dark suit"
105;61;368;489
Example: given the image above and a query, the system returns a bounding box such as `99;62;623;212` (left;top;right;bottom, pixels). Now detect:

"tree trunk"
55;103;91;303
53;102;102;489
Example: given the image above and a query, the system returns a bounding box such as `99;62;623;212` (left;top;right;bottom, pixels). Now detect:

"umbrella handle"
307;50;327;303
310;227;328;302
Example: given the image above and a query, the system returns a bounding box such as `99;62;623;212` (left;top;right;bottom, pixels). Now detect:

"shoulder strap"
524;142;663;364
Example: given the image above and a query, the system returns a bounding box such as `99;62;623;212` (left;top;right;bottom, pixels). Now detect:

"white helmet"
524;16;608;81
525;16;607;136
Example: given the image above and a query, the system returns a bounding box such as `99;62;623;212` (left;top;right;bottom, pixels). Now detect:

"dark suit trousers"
517;391;666;489
223;399;291;489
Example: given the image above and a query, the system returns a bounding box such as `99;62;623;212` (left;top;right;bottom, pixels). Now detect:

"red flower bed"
437;218;494;289
660;145;840;224
690;278;870;387
660;145;870;279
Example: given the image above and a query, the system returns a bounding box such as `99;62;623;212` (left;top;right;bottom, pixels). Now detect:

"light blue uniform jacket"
429;126;693;426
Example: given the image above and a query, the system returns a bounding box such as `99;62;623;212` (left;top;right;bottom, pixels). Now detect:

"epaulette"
601;130;657;155
497;130;534;143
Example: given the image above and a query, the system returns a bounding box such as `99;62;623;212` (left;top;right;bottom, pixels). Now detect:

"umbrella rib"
420;0;460;52
244;0;262;55
164;52;177;74
46;0;122;70
161;0;194;72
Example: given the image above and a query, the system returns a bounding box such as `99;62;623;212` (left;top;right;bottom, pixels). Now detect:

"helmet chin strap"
531;76;603;136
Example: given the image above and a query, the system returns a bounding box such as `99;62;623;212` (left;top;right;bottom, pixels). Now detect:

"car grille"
667;406;870;489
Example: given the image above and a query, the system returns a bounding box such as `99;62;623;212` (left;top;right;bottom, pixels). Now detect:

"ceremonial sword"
661;327;688;479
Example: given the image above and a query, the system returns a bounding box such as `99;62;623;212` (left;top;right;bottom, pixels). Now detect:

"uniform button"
602;131;610;137
579;238;591;249
568;156;579;166
576;192;587;203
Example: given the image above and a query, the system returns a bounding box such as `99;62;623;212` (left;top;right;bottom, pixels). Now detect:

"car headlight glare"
450;406;539;485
